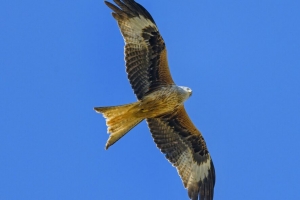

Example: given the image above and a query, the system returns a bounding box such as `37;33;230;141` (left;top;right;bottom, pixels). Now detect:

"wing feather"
147;106;215;200
105;0;174;100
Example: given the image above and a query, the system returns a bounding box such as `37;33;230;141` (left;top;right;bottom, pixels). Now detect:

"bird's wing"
147;105;215;200
105;0;174;100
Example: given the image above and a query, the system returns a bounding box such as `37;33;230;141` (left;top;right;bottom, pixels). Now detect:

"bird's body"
95;1;215;199
136;85;192;118
95;85;191;149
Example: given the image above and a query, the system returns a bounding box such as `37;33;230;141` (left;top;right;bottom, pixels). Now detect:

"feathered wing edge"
147;106;215;200
105;0;174;100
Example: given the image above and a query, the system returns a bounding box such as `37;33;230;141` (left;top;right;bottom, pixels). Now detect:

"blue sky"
1;0;300;199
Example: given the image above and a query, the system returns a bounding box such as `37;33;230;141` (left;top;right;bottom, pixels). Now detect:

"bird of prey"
94;0;215;199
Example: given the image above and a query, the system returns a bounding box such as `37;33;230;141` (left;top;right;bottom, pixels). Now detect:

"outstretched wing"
105;0;174;100
147;106;215;200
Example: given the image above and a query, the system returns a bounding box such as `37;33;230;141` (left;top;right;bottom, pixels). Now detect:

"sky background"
1;0;300;199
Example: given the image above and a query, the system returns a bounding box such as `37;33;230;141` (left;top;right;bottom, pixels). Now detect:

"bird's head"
179;86;193;97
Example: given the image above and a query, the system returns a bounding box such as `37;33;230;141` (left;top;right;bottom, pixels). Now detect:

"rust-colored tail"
94;102;143;149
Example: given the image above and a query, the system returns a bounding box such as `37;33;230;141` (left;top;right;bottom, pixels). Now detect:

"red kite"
95;1;215;199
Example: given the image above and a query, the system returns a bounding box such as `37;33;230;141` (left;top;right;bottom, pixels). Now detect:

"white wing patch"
187;157;211;188
174;146;212;189
120;16;157;43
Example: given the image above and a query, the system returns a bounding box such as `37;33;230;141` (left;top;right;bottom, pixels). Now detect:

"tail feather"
94;103;135;118
94;103;143;149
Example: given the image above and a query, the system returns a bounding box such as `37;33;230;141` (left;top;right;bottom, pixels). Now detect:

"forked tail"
94;102;143;149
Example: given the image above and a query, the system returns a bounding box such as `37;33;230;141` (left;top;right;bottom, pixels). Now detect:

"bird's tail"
94;102;143;149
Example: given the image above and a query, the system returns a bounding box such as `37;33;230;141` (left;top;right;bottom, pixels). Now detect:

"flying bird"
94;0;215;199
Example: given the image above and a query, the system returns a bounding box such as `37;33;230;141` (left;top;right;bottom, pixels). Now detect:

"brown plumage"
95;1;215;199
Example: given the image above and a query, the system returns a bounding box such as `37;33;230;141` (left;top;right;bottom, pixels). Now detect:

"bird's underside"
95;85;191;149
94;1;216;199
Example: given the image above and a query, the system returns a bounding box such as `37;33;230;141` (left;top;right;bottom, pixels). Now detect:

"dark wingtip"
104;0;156;24
104;1;111;9
104;1;122;13
188;187;199;200
104;1;111;6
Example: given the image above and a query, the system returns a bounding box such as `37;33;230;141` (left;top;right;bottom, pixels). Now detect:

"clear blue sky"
1;0;300;199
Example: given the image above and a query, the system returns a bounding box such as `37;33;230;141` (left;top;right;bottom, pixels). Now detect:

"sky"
1;0;300;199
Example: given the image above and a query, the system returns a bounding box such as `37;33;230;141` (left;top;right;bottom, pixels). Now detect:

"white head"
179;86;193;97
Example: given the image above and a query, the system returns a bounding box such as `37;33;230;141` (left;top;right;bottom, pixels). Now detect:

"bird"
94;0;215;199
